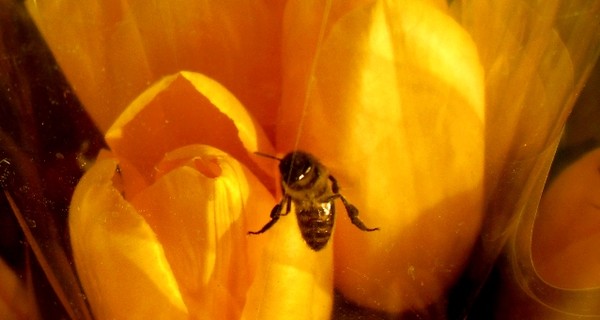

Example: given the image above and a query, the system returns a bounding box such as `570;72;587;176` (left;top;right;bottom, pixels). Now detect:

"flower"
69;72;335;319
25;0;600;318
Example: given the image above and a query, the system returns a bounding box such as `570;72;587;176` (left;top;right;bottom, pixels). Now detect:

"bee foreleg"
328;175;340;193
339;196;379;232
248;196;291;234
281;196;292;216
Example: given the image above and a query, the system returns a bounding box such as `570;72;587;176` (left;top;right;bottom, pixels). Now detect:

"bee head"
279;151;319;190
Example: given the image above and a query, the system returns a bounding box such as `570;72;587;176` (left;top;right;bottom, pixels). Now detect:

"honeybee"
248;151;378;251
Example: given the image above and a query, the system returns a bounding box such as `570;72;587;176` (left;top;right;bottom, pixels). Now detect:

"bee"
248;150;378;251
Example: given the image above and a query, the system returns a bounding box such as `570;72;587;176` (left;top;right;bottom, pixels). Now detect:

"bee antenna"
254;152;282;162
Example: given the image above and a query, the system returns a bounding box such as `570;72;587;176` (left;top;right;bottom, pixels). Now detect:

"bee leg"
328;175;379;232
339;196;379;232
248;196;291;234
280;196;292;216
329;175;341;193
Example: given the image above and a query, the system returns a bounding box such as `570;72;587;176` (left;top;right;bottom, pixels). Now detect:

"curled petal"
130;145;273;318
279;0;484;313
104;72;275;196
71;145;275;318
70;157;187;319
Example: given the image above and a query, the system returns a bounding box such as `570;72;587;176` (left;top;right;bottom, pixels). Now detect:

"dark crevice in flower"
0;1;105;319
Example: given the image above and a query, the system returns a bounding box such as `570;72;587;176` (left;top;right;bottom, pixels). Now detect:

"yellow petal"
242;203;333;320
277;0;457;145
104;72;275;196
449;3;600;313
130;145;273;318
279;0;484;313
70;157;187;319
26;1;284;133
72;145;275;318
278;0;374;142
450;0;600;195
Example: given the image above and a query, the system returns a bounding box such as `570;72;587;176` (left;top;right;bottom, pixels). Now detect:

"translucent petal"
104;72;275;196
70;157;188;319
71;146;276;318
130;145;273;318
277;0;454;145
279;0;484;313
242;203;333;320
26;0;284;133
450;0;600;191
450;1;600;308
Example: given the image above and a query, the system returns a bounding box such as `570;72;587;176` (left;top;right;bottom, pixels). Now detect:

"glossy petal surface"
279;0;484;312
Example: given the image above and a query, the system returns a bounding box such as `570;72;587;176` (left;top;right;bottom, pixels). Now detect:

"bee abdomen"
296;207;335;251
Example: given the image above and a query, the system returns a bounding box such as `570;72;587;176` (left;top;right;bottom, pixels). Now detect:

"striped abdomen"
295;201;335;251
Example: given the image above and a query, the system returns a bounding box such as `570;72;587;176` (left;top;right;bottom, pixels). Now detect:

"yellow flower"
26;0;600;318
69;72;334;319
